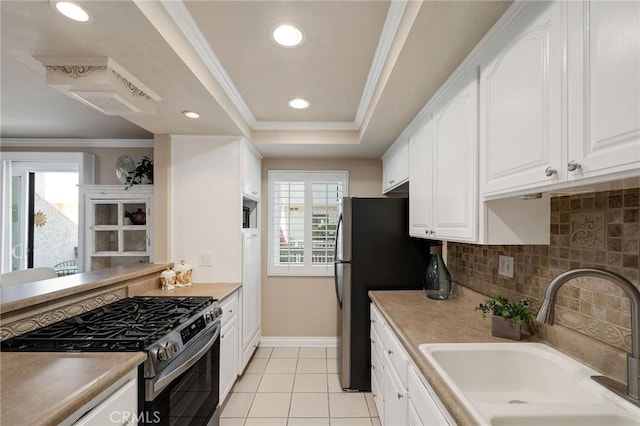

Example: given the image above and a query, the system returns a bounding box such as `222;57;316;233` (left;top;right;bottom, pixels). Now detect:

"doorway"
1;152;95;273
10;165;79;273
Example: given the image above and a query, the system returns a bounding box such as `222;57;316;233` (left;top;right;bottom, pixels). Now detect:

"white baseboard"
260;336;339;347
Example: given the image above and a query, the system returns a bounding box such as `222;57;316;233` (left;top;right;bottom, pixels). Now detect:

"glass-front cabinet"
79;185;153;272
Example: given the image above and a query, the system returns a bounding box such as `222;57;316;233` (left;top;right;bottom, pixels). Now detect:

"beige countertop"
1;263;170;314
134;282;241;301
369;287;507;426
0;351;147;426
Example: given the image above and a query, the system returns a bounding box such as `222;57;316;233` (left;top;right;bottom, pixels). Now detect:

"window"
268;171;348;276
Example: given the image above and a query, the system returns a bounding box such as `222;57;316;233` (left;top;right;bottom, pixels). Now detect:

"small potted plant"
475;294;536;340
125;156;154;189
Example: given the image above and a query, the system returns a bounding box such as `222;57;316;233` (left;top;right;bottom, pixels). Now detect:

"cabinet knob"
567;160;582;172
545;166;558;177
228;309;233;313
371;339;375;344
388;349;393;355
397;392;404;399
371;319;376;324
372;365;376;370
389;179;395;184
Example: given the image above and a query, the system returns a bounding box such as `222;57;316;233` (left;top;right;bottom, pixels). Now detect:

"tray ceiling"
1;0;511;158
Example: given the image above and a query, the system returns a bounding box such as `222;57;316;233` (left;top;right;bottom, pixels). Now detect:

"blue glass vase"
423;244;452;300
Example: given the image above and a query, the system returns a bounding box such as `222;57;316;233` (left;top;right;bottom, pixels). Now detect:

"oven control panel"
181;316;206;345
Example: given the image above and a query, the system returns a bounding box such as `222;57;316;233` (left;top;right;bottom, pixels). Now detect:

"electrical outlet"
199;252;214;267
498;255;514;278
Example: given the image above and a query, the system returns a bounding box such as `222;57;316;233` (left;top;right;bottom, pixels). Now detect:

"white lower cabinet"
220;291;240;404
69;370;138;426
408;365;453;426
371;303;454;426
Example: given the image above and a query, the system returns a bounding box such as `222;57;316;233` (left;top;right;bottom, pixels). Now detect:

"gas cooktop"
1;296;216;352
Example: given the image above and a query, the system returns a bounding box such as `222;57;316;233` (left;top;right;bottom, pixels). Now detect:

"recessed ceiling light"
288;98;310;109
52;1;91;22
182;111;200;119
272;24;305;47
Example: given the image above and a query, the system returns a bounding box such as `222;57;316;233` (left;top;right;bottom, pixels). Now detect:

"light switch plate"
199;252;213;267
498;255;514;278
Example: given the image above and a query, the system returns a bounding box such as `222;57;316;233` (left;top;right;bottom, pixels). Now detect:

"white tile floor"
221;347;381;426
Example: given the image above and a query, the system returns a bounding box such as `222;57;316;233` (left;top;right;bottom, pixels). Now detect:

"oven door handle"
147;324;220;400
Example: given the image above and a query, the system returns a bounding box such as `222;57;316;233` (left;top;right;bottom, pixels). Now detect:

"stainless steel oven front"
141;320;220;426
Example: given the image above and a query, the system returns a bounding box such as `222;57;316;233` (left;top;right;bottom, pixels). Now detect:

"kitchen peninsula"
0;264;242;425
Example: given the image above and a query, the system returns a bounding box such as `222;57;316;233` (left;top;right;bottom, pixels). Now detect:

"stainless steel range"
2;296;223;426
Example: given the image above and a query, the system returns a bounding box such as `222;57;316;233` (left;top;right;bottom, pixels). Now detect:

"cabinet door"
408;366;451;426
382;139;409;193
220;317;239;404
382;351;408;426
241;230;260;368
567;0;640;181
408;401;423;426
480;1;564;196
242;142;261;200
409;118;434;238
432;71;478;241
74;376;138;425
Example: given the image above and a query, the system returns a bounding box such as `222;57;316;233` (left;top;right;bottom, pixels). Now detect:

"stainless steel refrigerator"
334;197;430;391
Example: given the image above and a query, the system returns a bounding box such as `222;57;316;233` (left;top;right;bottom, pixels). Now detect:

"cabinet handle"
567;160;582;172
545;166;558;177
397;392;404;399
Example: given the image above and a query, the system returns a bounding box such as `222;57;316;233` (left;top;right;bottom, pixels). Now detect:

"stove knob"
213;306;223;318
158;341;179;361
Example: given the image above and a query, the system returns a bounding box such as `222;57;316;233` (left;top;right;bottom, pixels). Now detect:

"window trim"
267;170;348;277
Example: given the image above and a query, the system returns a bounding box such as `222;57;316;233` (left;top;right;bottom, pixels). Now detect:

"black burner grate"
1;296;214;351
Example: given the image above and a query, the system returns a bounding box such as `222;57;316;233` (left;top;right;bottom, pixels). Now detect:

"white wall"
170;136;242;283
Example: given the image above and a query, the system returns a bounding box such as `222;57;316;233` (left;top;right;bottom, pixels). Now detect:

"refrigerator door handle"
334;212;349;307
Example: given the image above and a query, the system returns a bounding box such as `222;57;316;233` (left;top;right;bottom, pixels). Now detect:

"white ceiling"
0;0;511;158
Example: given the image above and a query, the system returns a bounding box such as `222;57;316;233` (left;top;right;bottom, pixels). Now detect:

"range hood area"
34;56;161;116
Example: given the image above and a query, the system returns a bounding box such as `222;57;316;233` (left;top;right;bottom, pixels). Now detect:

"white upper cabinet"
382;138;410;193
432;70;478;241
567;0;640;181
479;1;565;196
479;0;639;198
409;69;479;242
242;139;262;201
409;117;433;239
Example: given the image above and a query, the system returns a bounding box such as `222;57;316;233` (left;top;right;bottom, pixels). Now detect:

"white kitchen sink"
419;342;640;425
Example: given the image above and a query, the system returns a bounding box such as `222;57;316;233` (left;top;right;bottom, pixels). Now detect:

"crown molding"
354;0;407;127
0;138;154;148
252;121;359;131
160;0;257;126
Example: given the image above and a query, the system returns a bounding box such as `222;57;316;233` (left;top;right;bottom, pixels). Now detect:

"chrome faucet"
536;268;640;404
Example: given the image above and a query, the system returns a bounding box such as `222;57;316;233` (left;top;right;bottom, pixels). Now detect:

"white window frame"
268;170;348;276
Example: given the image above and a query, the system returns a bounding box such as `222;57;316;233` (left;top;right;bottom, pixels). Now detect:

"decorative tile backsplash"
447;187;639;352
